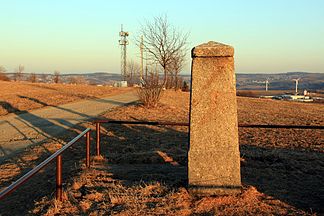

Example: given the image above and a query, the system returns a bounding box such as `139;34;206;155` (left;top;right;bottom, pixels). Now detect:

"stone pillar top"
192;41;234;58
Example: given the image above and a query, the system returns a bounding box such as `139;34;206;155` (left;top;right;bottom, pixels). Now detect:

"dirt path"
0;91;137;163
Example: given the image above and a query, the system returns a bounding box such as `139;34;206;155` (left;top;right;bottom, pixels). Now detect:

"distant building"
260;92;314;102
113;81;128;87
280;94;313;102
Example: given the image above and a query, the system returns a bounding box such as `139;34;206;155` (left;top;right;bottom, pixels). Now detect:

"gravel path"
0;91;137;162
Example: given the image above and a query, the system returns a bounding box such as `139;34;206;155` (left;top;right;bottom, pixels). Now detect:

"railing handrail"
238;124;324;129
0;128;91;200
93;119;324;129
93;119;189;126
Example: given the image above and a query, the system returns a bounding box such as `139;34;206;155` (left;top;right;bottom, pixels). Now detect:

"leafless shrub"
182;81;190;92
28;73;37;83
175;76;183;91
137;72;163;108
53;70;60;83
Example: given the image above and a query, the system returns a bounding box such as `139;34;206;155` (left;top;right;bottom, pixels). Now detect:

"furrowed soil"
0;81;132;116
0;90;323;215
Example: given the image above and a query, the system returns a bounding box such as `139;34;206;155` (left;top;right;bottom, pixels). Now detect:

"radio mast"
119;24;129;81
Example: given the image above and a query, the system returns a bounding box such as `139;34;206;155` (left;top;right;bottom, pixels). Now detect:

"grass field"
0;90;323;215
0;81;132;116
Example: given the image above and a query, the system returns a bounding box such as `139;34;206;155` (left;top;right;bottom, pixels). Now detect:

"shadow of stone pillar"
188;41;241;195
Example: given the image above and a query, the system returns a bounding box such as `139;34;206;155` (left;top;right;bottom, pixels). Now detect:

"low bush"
137;73;163;108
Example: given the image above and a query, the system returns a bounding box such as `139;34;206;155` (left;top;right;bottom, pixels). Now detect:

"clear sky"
0;0;323;74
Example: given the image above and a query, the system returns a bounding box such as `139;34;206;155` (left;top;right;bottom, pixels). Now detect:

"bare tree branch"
137;15;188;88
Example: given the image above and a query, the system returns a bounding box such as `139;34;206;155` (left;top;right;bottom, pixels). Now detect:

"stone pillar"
188;41;241;195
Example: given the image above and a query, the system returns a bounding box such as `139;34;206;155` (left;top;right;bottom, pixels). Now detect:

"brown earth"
0;81;132;116
0;90;323;215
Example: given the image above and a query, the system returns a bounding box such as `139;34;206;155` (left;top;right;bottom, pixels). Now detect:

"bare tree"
127;60;141;85
0;66;10;81
169;50;186;89
53;70;60;83
28;73;37;83
138;15;188;88
14;64;24;81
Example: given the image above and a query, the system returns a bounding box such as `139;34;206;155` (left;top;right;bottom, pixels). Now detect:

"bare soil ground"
0;90;323;215
0;81;132;116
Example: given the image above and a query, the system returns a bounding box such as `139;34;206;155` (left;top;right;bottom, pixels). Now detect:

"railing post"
96;122;100;156
86;131;90;168
56;155;62;201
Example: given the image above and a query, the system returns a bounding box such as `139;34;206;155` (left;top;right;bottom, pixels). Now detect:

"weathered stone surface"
192;41;234;57
188;41;241;195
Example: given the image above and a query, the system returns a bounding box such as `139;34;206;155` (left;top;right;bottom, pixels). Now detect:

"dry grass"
32;160;307;216
137;87;163;108
0;90;323;215
238;97;323;152
0;81;133;116
137;74;164;108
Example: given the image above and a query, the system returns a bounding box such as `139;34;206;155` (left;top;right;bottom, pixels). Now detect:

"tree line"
0;66;90;85
0;65;62;83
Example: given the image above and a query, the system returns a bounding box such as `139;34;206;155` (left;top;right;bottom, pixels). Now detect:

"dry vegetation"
0;81;133;116
0;90;323;215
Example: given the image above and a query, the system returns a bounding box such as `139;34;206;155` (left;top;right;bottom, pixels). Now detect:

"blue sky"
0;0;323;74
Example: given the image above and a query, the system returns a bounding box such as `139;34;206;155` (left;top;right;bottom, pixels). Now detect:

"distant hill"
236;72;324;91
4;72;191;86
5;72;122;85
4;71;323;91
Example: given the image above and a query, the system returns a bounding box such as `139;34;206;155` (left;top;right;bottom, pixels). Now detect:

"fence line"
93;120;324;156
0;128;91;201
1;119;322;202
238;124;324;129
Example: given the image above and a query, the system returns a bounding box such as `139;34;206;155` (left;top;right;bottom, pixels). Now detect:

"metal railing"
0;128;91;201
1;119;322;202
93;119;324;157
238;124;324;129
94;120;189;156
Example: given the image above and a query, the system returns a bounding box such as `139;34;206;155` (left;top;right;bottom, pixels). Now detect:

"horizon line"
3;71;323;75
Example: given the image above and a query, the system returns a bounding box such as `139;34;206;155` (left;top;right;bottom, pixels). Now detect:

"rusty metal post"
86;131;90;168
96;122;100;156
56;155;62;201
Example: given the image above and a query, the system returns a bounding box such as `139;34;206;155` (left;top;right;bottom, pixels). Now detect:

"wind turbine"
265;79;269;91
292;78;300;94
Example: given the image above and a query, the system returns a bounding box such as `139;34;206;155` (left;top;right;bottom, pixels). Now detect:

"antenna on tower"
119;24;129;81
292;78;300;95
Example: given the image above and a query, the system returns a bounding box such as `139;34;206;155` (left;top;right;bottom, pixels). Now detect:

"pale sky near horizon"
0;0;323;74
